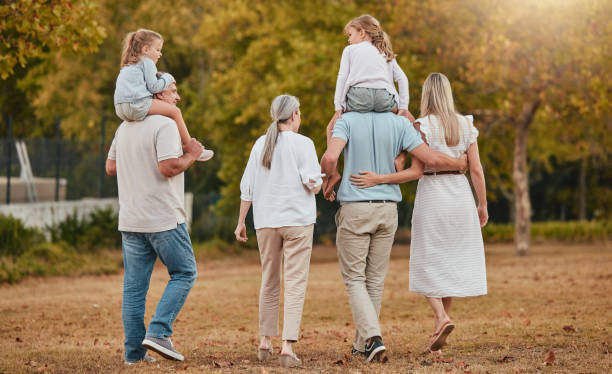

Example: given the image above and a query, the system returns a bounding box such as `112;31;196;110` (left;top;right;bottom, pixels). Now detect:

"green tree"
448;0;611;254
0;0;105;79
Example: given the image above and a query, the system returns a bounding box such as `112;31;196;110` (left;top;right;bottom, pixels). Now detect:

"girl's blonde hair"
420;73;463;147
120;29;163;67
345;15;395;62
261;94;300;169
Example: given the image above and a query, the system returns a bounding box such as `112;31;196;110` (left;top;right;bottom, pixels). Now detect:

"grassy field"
1;242;611;373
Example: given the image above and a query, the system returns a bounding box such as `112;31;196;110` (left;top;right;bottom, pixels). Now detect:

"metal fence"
0;136;117;203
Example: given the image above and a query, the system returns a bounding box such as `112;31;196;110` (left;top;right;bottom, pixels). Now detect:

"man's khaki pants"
335;202;398;351
255;224;314;342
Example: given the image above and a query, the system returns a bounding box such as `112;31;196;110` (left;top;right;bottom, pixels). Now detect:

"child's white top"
240;131;322;230
334;41;409;111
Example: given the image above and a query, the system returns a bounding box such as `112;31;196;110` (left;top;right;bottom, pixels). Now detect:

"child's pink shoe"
197;149;214;162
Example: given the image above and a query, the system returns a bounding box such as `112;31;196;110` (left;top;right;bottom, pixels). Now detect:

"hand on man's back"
459;154;468;174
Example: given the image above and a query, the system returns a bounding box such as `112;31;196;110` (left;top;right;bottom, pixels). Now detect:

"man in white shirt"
106;79;203;365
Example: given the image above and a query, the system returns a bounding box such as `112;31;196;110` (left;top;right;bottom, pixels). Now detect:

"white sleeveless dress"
409;114;487;297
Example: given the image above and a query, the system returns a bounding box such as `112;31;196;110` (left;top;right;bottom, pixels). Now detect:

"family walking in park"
107;14;488;368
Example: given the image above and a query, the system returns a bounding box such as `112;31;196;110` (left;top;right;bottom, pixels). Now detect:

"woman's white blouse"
240;131;322;229
334;41;409;111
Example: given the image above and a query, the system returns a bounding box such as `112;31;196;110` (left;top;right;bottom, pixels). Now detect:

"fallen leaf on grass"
454;361;468;368
333;359;348;366
93;338;99;345
442;357;453;363
522;319;531;326
37;364;47;372
213;361;233;368
602;342;609;354
497;355;514;363
238;327;246;331
544;350;555;366
562;325;576;333
420;359;432;366
381;355;388;364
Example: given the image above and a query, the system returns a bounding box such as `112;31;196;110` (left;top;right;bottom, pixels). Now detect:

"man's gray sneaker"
125;354;157;365
364;338;386;362
142;336;184;361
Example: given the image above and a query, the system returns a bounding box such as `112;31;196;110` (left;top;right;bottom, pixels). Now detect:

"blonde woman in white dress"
349;72;488;352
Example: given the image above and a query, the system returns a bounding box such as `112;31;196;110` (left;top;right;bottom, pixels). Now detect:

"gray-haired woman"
234;94;322;368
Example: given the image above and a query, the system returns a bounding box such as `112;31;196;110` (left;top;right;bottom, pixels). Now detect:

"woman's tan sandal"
257;347;273;362
428;321;455;351
279;353;302;368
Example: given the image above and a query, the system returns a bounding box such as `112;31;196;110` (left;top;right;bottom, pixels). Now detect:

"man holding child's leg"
106;78;203;365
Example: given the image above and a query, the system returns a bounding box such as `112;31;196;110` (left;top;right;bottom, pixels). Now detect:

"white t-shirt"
334;41;409;111
240;131;322;229
108;115;186;232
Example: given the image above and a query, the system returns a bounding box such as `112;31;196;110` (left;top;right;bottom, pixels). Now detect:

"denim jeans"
121;223;197;362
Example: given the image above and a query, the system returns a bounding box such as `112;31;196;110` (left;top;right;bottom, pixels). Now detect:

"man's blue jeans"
121;223;197;362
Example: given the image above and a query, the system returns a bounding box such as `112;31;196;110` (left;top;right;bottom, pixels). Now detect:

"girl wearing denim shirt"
114;29;213;162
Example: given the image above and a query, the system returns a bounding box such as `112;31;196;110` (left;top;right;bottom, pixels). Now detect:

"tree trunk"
578;158;587;221
513;99;540;256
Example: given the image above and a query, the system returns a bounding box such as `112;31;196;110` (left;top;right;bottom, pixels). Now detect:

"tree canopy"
2;0;610;250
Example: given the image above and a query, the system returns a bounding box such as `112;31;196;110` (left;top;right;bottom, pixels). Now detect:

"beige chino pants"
255;224;314;342
335;202;398;351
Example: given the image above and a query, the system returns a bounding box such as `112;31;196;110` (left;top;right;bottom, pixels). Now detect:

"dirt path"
2;243;611;373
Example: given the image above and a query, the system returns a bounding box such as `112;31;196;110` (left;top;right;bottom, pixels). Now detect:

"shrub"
48;212;88;247
483;221;610;243
394;220;610;244
0;242;123;284
0;214;45;257
48;207;120;251
16;241;80;277
83;207;121;249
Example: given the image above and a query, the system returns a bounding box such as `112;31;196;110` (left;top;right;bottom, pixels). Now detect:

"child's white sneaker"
197;149;214;162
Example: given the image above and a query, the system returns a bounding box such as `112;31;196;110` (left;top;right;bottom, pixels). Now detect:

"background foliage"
1;0;610;244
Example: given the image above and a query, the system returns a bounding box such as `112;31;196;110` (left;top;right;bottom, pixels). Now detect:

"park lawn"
1;243;611;373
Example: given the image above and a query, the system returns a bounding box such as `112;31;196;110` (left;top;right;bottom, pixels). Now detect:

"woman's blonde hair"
261;94;301;169
120;29;162;67
345;15;395;62
420;73;463;147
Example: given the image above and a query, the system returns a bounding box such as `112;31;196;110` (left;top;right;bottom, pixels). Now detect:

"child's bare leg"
149;99;191;145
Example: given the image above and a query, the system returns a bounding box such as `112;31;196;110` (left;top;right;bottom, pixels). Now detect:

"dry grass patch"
1;243;611;373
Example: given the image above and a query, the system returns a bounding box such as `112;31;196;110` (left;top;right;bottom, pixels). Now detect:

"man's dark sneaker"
142;336;184;361
125;354;157;365
364;338;386;362
351;347;365;357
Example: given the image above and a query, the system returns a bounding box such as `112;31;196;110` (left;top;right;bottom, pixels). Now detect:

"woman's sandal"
427;321;455;352
279;352;302;368
257;347;273;362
